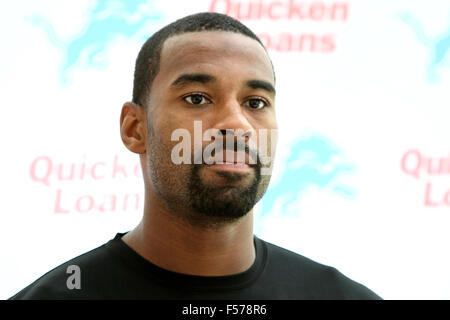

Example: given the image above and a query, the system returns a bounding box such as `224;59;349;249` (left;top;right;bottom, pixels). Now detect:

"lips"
202;150;257;175
203;150;255;166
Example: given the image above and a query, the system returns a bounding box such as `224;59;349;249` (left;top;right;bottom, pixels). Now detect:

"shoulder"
258;238;382;300
9;241;114;300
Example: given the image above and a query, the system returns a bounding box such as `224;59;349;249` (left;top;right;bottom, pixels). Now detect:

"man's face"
145;31;277;227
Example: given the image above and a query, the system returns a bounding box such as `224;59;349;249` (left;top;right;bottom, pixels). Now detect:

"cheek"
148;122;196;172
152;107;195;140
149;116;177;149
252;128;277;167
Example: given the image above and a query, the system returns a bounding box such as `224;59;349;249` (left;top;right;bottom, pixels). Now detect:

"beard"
185;163;262;227
146;127;273;229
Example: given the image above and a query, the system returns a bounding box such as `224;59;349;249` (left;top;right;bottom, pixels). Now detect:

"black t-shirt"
10;233;381;300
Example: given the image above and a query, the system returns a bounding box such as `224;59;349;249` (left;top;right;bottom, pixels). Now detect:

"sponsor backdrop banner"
1;0;449;299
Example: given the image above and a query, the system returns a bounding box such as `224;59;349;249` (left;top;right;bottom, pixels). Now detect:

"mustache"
193;140;261;166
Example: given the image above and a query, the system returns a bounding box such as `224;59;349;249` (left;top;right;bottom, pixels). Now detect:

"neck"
122;188;256;276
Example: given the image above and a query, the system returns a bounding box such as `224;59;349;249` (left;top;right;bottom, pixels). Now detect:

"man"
11;12;381;300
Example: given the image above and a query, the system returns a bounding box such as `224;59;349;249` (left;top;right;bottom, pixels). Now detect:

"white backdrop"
1;0;449;299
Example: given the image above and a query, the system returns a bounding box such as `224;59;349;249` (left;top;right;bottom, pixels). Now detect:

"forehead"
156;31;274;85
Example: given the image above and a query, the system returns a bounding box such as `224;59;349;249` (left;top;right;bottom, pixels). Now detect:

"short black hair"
132;12;274;108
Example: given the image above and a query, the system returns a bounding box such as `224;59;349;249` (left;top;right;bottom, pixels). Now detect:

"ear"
120;102;147;154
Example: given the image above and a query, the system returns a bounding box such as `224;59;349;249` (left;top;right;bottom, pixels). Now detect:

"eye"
244;98;268;110
183;93;211;105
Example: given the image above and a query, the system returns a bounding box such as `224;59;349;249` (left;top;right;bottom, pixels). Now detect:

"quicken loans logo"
401;149;450;207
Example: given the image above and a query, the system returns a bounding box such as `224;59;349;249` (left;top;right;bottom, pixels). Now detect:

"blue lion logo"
399;12;450;83
29;0;164;82
255;133;357;234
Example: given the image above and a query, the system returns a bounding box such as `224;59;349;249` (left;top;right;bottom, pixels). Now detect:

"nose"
211;99;255;141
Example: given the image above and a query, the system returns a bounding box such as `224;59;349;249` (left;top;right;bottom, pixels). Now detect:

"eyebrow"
171;73;216;87
170;73;276;95
246;79;276;95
